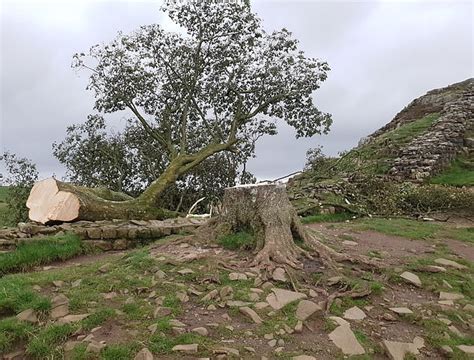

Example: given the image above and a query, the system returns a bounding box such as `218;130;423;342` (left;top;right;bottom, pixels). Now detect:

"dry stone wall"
388;83;473;181
0;217;206;252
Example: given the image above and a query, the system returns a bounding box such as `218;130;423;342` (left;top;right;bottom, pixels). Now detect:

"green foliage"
0;234;86;275
218;231;255;250
0;152;39;224
301;212;354;224
430;155;474;186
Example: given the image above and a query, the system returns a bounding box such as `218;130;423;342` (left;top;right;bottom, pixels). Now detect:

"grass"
350;218;474;244
354;218;440;239
0;234;87;275
218;231;255;250
0;318;34;353
431;154;474;186
301;212;354;224
26;323;76;358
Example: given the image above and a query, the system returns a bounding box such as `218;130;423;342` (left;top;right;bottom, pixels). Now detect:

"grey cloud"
1;0;472;180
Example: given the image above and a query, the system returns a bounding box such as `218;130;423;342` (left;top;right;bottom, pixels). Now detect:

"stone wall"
388;83;473;181
0;217;206;252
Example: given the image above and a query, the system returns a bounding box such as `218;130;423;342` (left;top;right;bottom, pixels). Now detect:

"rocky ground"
1;219;473;360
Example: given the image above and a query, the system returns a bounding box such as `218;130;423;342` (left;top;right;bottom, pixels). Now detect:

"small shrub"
0;151;39;224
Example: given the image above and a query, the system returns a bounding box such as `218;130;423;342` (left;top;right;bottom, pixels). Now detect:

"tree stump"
200;183;381;271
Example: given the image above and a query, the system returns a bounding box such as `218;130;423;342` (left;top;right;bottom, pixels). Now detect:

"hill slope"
288;79;474;216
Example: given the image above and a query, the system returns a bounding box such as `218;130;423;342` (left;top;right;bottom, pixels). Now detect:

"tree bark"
27;178;175;224
199;184;380;271
27;142;236;224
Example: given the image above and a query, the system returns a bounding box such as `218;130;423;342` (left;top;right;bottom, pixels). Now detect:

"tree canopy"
72;0;331;207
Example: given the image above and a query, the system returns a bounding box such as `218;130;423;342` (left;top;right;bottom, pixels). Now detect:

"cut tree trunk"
199;184;380;271
27;178;175;224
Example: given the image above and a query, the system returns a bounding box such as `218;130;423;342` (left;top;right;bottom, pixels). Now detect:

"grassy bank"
0;234;87;275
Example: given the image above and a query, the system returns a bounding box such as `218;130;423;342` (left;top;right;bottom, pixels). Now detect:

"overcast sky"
0;0;472;181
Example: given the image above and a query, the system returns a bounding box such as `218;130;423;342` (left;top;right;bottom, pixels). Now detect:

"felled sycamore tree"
28;1;332;229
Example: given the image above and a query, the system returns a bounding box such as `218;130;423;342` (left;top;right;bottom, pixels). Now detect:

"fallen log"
26;178;174;224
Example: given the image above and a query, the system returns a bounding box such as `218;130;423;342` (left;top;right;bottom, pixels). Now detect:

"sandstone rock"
463;304;474;312
254;302;269;310
169;319;186;327
434;258;467;270
294;320;303;333
419;265;447;273
172;344;198;353
382;337;424;360
57;314;90;324
213;347;240;356
134;348;154;360
457;345;474;354
16;309;38;323
448;325;464;337
229;272;247;281
86;340;106;353
327;276;343;286
272;267;287;282
227;300;251;307
153;307;172;318
98;263;111;273
53;280;65;288
266;288;307;310
176;291;189;303
202;289;219;301
295;300;322;321
400;271;422;287
51;304;69;319
192;327;209;336
219;286;233;300
328;325;365;355
343;306;366;320
239;306;263;324
292;356;316;360
342;240;358;246
440;345;453;355
177;268;194;275
328;316;350;327
439;292;464;301
389;307;413;315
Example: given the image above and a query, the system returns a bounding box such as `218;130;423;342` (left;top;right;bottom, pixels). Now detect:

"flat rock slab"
343;306;366;320
57;314;90;324
389;307;413;315
328;316;350;327
266;288;307;310
434;258;467;270
172;344;198;353
439;292;464;301
458;345;474;354
134;348;154;360
292;356;316;360
239;306;263;324
16;309;38;323
328;325;365;355
272;267;287;282
400;271;422;287
295;300;322;321
383;337;424;360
